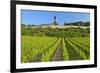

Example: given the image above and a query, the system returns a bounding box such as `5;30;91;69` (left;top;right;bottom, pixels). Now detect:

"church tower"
52;16;58;26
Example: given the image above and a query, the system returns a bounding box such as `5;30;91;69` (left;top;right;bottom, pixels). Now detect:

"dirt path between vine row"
52;39;63;61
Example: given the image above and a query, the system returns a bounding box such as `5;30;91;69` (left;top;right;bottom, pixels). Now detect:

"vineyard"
21;35;90;63
21;10;90;63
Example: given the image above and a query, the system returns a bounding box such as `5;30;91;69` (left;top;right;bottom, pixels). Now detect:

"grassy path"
52;38;63;61
31;53;42;62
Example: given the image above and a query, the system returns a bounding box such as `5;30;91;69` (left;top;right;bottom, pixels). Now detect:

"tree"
53;21;58;25
64;22;67;26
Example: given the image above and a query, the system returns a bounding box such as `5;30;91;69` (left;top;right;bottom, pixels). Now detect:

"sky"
21;10;90;26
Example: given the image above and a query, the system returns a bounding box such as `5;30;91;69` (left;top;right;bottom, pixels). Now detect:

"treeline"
64;21;90;26
21;26;90;37
22;21;90;27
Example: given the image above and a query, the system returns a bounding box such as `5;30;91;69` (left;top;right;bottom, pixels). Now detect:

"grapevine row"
67;38;90;59
22;36;58;63
64;38;83;60
41;38;61;61
65;38;89;59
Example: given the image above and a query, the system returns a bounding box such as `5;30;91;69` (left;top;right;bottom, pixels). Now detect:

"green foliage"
65;38;90;59
64;21;90;26
22;36;90;63
21;24;90;63
41;38;60;61
21;26;90;38
62;38;69;60
21;36;58;63
53;21;58;25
